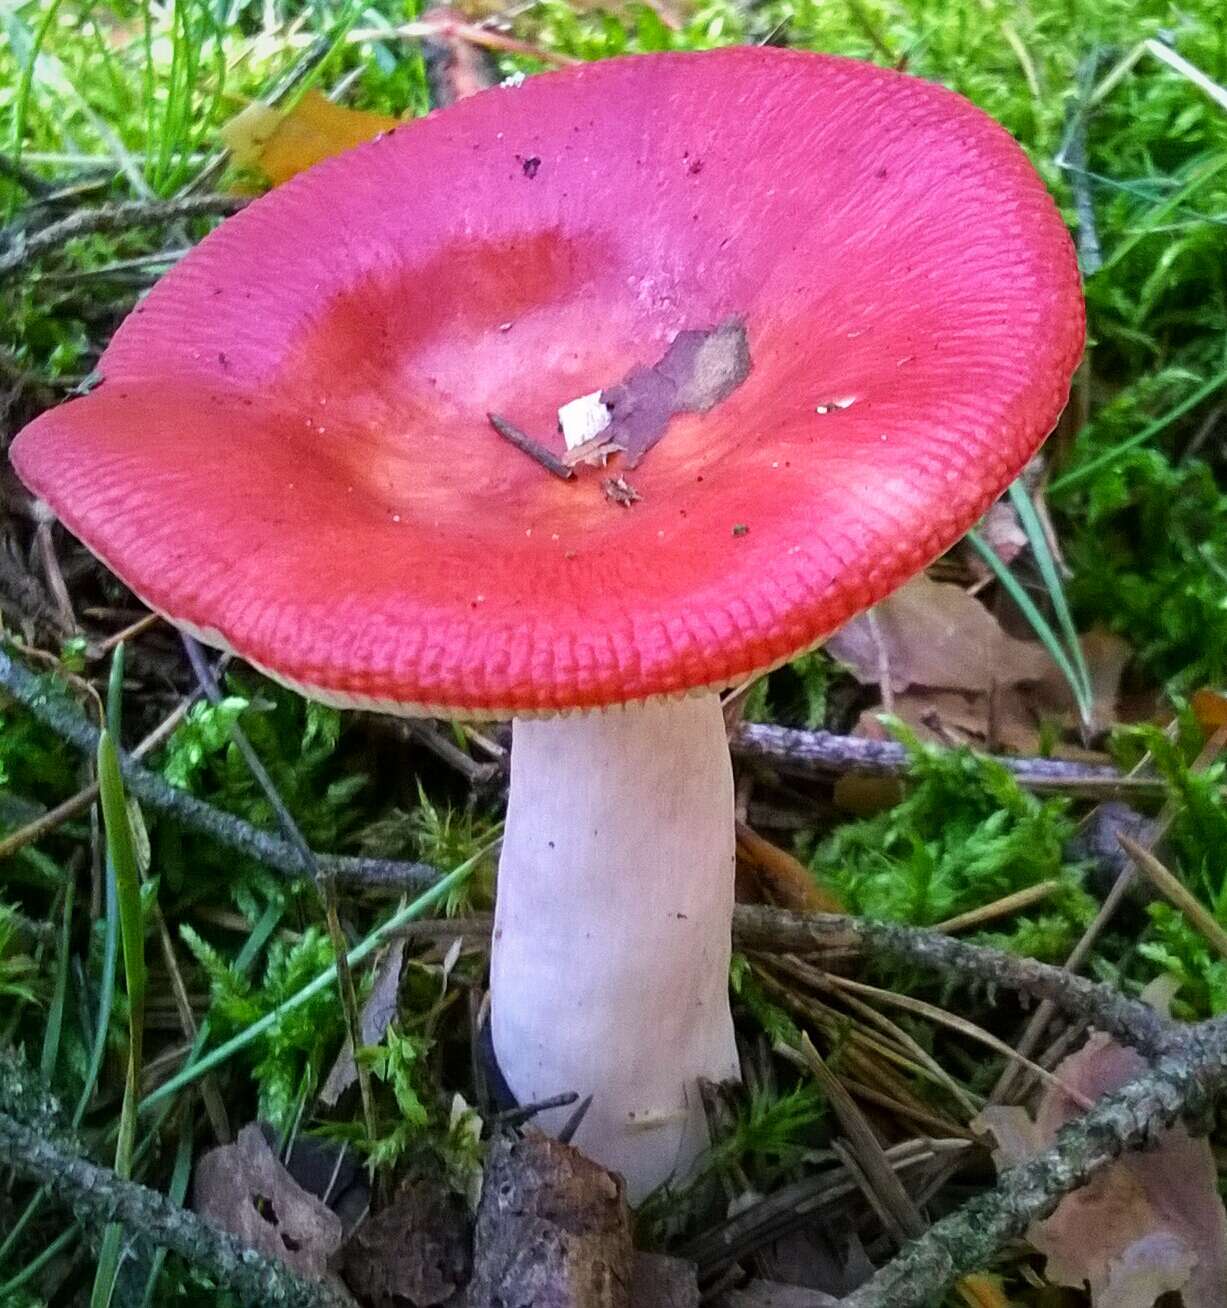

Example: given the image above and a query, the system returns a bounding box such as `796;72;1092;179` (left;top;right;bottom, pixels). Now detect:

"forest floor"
1;1;1227;1305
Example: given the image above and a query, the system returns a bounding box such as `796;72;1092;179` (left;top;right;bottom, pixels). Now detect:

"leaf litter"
976;998;1227;1308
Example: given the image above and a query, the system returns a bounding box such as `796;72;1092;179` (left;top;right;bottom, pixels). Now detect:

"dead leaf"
222;91;399;186
192;1123;342;1278
1191;688;1227;732
828;574;1053;696
735;821;843;913
967;499;1028;573
975;1032;1227;1307
341;1177;470;1307
319;937;405;1107
848;627;1130;760
275;1126;369;1237
469;1132;631;1306
603;317;751;467
1032;628;1132;737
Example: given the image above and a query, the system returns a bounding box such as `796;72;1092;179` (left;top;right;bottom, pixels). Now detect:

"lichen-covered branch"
0;195;248;282
400;905;1166;1054
0;1109;354;1307
731;721;1154;798
739;908;1174;1057
840;1016;1227;1308
0;645;438;892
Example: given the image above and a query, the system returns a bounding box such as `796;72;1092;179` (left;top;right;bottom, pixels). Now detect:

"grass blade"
139;840;493;1112
90;646;147;1308
39;874;75;1082
1007;481;1093;718
1050;362;1227;493
965;525;1093;725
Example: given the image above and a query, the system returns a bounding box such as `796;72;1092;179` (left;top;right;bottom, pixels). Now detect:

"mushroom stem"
491;693;740;1202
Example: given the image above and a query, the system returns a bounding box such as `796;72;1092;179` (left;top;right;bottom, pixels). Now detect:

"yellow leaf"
221;91;400;186
956;1273;1012;1308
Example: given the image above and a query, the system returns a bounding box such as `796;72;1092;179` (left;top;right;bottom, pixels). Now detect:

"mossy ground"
1;1;1226;1303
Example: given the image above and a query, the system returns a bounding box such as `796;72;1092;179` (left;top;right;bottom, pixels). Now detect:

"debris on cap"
558;391;613;450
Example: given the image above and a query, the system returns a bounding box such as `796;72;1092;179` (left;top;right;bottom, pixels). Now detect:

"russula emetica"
11;48;1084;1201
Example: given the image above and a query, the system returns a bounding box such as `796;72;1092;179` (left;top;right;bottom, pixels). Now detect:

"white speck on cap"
558;391;612;450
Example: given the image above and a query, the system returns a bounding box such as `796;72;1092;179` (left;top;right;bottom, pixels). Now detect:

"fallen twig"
395;905;1170;1056
0;194;247;282
0;644;438;893
1055;50;1104;275
840;1016;1227;1308
730;722;1152;797
0;1109;354;1308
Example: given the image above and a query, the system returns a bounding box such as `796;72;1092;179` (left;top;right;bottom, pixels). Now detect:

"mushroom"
10;48;1084;1200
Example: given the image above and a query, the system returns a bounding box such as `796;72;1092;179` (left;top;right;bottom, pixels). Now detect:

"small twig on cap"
180;635;379;1152
488;412;574;481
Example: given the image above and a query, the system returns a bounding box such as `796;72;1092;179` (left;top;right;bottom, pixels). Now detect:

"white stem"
491;693;740;1202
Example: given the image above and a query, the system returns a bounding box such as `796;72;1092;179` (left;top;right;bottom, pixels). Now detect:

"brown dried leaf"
849;627;1131;757
974;1033;1227;1307
966;499;1028;574
192;1123;342;1278
319;938;405;1108
468;1132;631;1306
342;1177;470;1307
827;574;1052;696
604;317;751;467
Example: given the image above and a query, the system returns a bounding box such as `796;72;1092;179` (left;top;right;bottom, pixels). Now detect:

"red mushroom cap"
12;48;1084;717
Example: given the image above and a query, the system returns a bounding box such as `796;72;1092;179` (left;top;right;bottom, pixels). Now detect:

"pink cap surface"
12;48;1084;716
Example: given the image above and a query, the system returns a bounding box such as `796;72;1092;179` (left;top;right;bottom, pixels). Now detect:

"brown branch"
840;1016;1227;1308
0;195;247;282
811;911;1174;1057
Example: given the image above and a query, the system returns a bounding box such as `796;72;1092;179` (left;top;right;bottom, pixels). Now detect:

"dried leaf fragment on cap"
604;316;751;467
